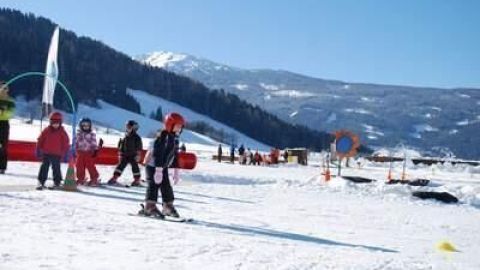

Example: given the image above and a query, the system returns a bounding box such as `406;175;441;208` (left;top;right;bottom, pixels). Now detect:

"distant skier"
238;144;245;165
217;144;222;162
108;120;143;186
180;143;186;152
75;118;100;186
254;150;261;166
230;144;235;163
140;112;185;218
249;149;255;165
283;150;289;163
36;112;70;190
0;83;15;174
245;148;251;165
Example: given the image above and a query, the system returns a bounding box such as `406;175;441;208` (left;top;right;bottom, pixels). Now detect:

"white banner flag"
42;26;60;118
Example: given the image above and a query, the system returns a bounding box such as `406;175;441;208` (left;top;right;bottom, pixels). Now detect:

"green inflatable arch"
1;71;77;156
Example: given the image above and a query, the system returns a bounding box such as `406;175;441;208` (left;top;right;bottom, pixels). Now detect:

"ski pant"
0;145;7;171
0;120;9;171
76;151;99;181
38;154;62;185
114;155;140;179
145;165;174;203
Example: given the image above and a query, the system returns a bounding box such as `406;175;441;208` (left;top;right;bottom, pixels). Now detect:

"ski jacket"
118;131;142;156
37;125;69;157
76;130;98;152
148;130;178;169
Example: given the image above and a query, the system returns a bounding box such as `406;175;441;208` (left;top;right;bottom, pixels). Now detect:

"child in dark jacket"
141;112;185;218
108;120;143;186
75;118;100;186
36;112;70;190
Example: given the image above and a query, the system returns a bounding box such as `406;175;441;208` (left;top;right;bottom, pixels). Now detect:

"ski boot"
162;202;180;218
48;184;62;190
76;179;86;186
107;175;119;185
36;183;46;190
141;202;164;218
130;176;142;187
87;179;99;187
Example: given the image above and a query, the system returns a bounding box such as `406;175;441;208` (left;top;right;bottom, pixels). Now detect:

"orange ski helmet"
164;112;185;132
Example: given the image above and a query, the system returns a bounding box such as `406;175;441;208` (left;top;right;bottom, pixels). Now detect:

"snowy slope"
14;95;270;151
1;121;480;269
125;88;270;151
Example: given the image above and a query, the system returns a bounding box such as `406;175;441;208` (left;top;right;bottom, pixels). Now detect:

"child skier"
75;118;100;186
107;120;143;186
36;112;70;190
140;112;185;218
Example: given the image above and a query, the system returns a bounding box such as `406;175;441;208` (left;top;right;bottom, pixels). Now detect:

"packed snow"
139;51;188;69
1;119;480;269
270;90;316;98
344;108;373;115
363;124;385;137
259;83;280;91
232;84;249;91
326;113;337;123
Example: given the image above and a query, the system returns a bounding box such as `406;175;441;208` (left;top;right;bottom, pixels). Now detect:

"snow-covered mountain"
138;51;480;160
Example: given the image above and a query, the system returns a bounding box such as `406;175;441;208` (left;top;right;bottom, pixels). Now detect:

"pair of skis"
131;203;193;223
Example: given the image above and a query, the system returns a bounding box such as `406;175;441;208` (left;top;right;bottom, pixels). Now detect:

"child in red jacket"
75;118;100;186
36;112;70;190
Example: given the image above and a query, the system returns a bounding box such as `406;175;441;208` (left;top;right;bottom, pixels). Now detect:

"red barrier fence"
7;140;143;165
7;140;197;169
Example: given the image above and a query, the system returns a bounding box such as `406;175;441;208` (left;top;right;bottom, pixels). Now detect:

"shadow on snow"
191;220;398;253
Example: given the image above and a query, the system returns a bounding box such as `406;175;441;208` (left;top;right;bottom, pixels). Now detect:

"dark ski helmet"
79;117;92;131
164;112;185;132
126;120;139;131
49;111;63;123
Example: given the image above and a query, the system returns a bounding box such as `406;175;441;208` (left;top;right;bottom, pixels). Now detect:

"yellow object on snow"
437;241;459;252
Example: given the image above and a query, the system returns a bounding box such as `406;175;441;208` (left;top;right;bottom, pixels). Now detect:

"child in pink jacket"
75;118;100;186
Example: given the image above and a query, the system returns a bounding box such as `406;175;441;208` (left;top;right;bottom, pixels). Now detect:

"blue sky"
1;0;479;88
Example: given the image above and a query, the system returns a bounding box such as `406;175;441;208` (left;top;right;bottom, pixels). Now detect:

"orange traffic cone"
63;158;77;192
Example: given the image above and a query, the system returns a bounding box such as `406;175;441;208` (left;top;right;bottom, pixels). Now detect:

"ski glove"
154;167;163;184
172;168;180;185
135;151;142;163
35;148;43;159
92;150;98;158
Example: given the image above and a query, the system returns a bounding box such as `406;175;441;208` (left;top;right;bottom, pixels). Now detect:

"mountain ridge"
140;51;480;159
